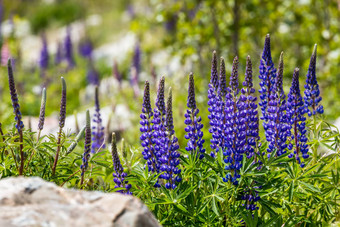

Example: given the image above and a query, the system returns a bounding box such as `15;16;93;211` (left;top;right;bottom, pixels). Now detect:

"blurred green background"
0;0;339;148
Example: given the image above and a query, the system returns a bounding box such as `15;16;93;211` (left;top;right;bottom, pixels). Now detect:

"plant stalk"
52;127;63;176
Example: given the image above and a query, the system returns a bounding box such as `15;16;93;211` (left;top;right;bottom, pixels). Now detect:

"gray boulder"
0;177;160;227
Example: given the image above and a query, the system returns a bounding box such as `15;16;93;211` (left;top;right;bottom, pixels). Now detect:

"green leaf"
299;181;321;193
289;180;295;202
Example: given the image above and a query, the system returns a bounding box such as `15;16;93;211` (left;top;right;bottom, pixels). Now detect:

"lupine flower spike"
259;35;277;148
111;132;132;195
304;44;323;116
287;68;308;168
185;73;205;159
64;27;75;68
52;77;67;176
159;88;181;189
223;56;243;185
208;51;220;157
152;76;166;187
87;60;99;85
55;42;63;65
67;126;85;154
266;52;290;157
39;34;49;77
240;56;259;159
80;110;91;186
7;58;24;175
140;81;158;173
92;86;105;153
78;38;93;59
37;87;46;141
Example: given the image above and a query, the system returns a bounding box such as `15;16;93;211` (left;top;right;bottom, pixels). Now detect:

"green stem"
52;127;63;176
18;130;24;175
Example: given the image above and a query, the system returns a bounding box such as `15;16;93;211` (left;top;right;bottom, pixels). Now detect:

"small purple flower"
287;68;308;168
113;60;122;84
55;42;63;65
111;132;132;195
78;38;93;59
185;73;205;159
64;27;75;68
304;44;323;116
87;60;99;85
39;34;49;71
91;86;105;153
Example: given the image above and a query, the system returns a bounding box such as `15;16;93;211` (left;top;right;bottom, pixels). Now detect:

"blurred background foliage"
0;0;339;149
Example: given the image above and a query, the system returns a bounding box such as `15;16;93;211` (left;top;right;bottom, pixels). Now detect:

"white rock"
0;177;160;227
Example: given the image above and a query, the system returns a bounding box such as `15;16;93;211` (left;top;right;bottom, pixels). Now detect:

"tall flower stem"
37;87;46;142
52;77;67;176
7;59;24;175
80;110;91;187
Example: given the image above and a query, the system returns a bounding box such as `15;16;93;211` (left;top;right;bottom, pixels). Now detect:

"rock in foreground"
0;177;160;227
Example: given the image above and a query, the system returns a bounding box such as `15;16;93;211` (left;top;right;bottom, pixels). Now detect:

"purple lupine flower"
240;56;259;159
111;132;132;195
287;68;308;168
38;87;47;131
55;42;63;65
64;27;75;68
7;59;24;131
140;81;158;173
59;77;67;129
207;51;221;157
78;38;93;59
132;43;141;80
185;73;205;159
39;34;49;70
241;187;260;211
87;60;99;85
265;52;290;157
213;57;228;157
159;88;181;189
223;56;243;185
304;44;323;116
113;60;122;84
80;110;91;181
219;57;227;97
91;86;105;153
239;58;262;211
151;77;166;188
259;35;277;121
